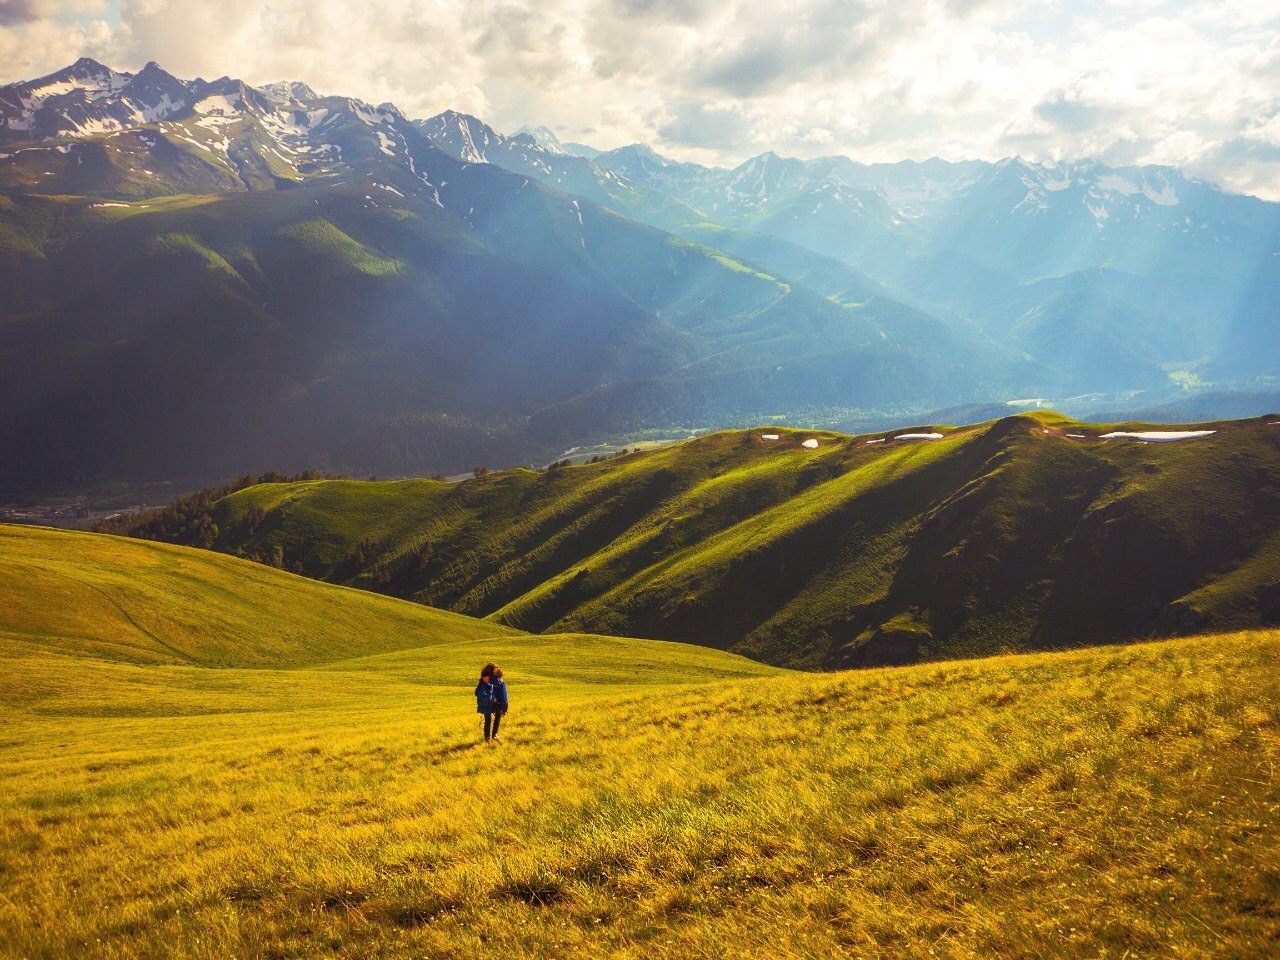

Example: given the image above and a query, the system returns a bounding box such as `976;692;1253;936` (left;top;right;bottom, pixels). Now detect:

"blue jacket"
475;678;509;715
490;678;509;714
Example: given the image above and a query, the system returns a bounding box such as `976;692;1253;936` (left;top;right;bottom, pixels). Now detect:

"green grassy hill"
0;523;773;677
0;524;1276;957
0;522;509;668
116;411;1280;668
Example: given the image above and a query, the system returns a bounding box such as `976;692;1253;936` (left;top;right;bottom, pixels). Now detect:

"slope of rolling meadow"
114;411;1280;668
2;523;1279;958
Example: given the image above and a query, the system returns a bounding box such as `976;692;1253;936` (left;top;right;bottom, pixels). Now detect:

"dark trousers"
484;711;502;740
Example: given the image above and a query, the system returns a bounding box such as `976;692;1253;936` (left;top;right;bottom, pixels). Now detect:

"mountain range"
106;411;1280;669
2;58;1277;495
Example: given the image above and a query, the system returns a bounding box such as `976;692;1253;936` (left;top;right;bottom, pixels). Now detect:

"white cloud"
0;5;111;75
0;0;104;25
2;0;1280;197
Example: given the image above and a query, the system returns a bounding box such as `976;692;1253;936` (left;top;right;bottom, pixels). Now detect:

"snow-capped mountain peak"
191;77;273;119
0;58;134;137
0;59;458;210
258;81;321;104
0;58;263;140
419;110;505;163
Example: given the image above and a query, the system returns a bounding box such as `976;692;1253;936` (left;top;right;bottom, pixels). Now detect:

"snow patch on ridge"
1100;430;1215;442
1142;180;1179;206
194;93;242;115
1096;174;1140;195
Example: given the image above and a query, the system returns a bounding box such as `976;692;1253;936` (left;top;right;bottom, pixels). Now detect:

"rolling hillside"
111;412;1280;669
0;523;521;667
0;522;1276;957
0;522;778;685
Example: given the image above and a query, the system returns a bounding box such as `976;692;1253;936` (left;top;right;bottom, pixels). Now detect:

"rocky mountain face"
415;110;701;230
0;58;282;142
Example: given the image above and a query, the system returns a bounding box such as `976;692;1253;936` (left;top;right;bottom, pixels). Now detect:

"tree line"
96;470;334;552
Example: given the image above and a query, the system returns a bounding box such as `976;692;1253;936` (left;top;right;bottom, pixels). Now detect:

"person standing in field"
475;662;509;744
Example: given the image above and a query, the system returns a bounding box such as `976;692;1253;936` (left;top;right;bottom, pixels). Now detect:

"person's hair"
481;662;496;678
491;665;503;680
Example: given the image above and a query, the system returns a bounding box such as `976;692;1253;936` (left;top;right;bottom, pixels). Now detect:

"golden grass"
2;627;1277;959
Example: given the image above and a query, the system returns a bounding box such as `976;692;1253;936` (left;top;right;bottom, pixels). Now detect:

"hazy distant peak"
624;142;662;159
514;124;563;153
594;142;671;169
560;140;602;159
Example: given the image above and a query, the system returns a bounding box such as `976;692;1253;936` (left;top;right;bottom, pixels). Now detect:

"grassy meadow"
2;524;1279;957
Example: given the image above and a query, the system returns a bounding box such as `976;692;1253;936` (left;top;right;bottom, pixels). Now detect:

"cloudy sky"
3;0;1280;197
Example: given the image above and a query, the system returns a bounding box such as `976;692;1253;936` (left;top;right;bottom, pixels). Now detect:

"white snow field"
893;433;944;441
801;439;819;449
1099;431;1216;442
